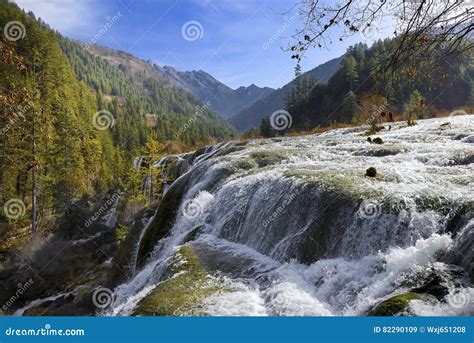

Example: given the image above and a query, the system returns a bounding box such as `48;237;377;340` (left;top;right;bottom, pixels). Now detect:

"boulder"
366;167;377;177
133;246;225;316
369;292;419;316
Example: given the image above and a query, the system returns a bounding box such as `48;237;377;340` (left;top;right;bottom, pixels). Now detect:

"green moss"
229;158;258;171
115;224;129;242
249;150;286;167
370;292;420;316
283;168;384;199
133;246;225;316
415;194;450;213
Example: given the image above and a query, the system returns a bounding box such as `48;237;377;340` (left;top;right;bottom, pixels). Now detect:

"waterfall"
105;192;122;228
106;116;473;315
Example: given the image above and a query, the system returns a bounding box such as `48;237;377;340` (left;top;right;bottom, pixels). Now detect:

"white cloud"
12;0;102;35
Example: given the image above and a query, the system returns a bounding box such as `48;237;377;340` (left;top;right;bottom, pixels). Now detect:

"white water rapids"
107;115;473;316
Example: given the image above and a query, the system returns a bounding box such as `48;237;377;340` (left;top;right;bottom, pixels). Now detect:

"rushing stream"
103;115;473;316
12;116;472;316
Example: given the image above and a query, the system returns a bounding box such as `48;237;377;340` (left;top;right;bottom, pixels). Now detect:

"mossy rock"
439;122;451;128
415;194;450;213
108;206;157;288
354;148;401;157
452;153;474;166
133;246;225;316
250;150;286;168
229;158;258;171
369;292;419;316
136;172;192;267
283;168;384;200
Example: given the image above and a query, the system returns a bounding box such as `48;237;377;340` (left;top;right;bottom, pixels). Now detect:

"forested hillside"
0;0;119;218
0;0;233;246
284;40;473;132
59;39;234;151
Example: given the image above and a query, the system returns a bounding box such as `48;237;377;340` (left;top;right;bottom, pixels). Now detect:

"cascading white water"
108;115;473;316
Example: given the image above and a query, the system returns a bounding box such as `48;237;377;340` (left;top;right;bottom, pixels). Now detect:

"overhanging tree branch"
289;0;473;76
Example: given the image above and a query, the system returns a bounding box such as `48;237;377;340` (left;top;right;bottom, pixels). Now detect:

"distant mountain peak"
229;56;343;132
152;65;275;118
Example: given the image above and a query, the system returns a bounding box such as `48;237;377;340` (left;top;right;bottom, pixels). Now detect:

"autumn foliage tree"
353;92;388;133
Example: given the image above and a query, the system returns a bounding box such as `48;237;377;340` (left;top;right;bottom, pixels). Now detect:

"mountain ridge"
78;43;275;119
229;56;343;131
154;65;275;118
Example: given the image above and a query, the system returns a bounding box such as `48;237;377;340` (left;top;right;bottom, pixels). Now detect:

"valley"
0;0;473;319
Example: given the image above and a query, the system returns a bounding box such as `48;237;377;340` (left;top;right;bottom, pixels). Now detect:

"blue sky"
13;0;393;89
